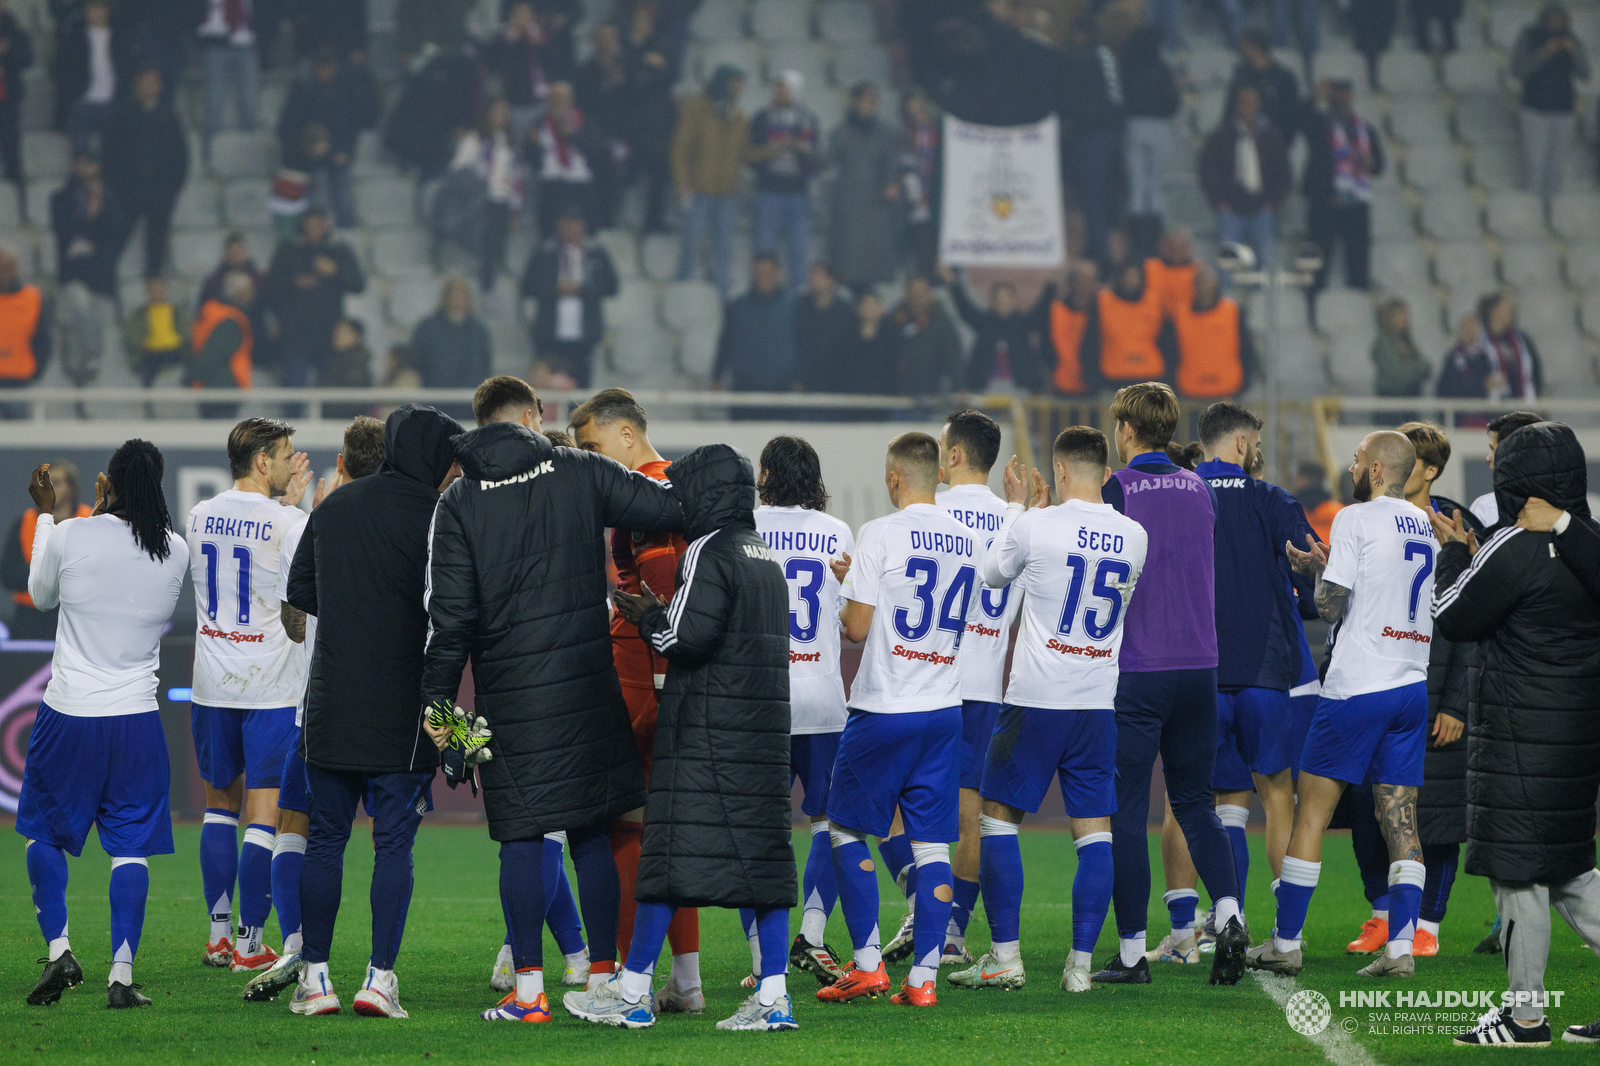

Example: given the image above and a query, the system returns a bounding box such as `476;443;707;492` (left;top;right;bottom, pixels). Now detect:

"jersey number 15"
1057;554;1130;640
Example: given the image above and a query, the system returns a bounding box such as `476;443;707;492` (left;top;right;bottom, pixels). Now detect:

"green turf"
2;823;1597;1065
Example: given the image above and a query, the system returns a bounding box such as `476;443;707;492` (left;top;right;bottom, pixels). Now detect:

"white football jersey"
981;499;1148;709
755;504;855;735
1320;496;1437;700
185;489;309;709
842;503;979;715
939;483;1023;703
278;517;317;728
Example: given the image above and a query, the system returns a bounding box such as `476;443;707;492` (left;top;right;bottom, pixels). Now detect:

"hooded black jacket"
633;445;796;910
1418;494;1482;846
1432;423;1600;884
421;423;685;841
288;405;462;775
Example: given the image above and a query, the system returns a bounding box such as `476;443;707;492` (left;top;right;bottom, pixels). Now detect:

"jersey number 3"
1057;554;1130;640
894;557;977;647
786;557;825;642
200;543;252;624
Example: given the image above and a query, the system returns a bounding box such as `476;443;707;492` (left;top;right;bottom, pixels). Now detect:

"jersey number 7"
1058;554;1130;640
1404;540;1434;623
200;542;252;625
894;557;977;648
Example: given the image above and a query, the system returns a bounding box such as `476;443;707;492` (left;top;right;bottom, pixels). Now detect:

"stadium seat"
605;283;673;375
819;0;875;45
767;42;831;91
173;180;222;228
1388;98;1453;144
1189;87;1227;133
596;228;639;278
692;40;764;84
208;130;275;179
1529;326;1597;392
641;232;680;282
811;86;845;132
1553;193;1600;241
0;186;24;229
1486;190;1547;240
352;130;385;176
1469;144;1522;189
1442;52;1503;94
663;280;724;380
371;228;435;277
356;176;415;227
222;179;271;228
1402;144;1465;190
1273;327;1328;390
1500;242;1562;291
1580;289;1600;335
1183;46;1237;91
1315;290;1377;335
1568;244;1600;290
690;0;747;41
1454;93;1518;145
1420;190;1483;240
751;0;811;42
172;229;227;277
22;131;68;180
1369;189;1417;235
389;277;442;329
1519;292;1580;337
1490;5;1538;49
832;44;891;89
1433;239;1497;292
1370;239;1431;290
1381;52;1439;96
1328;332;1375;395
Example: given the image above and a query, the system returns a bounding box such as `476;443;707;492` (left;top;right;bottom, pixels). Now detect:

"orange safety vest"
0;285;43;382
1308;499;1342;546
1049;300;1089;394
1145;257;1195;322
14;504;93;606
1096;287;1165;382
1173;297;1244;398
190;300;253;389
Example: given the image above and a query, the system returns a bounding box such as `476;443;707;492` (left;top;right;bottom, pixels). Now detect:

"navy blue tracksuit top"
1195;458;1318;692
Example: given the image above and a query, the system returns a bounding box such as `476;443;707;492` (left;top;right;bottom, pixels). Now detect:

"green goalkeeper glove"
426;698;493;765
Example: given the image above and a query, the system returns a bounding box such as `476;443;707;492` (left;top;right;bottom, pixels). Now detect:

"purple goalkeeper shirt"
1102;451;1219;673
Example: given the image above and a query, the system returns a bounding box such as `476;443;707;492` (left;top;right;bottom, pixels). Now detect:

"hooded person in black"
564;444;796;1032
1430;422;1600;1046
421;384;686;1020
283;403;463;1019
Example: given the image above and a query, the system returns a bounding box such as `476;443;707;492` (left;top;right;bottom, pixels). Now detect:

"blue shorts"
960;700;1002;790
980;704;1117;818
15;703;174;858
1298;681;1427;787
1286;684;1319;775
791;732;840;818
826;707;961;842
277;726;309;813
1212;688;1293;792
191;703;297;790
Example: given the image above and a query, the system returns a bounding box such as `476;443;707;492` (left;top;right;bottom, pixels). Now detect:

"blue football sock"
624;900;675;976
755;906;789;980
802;822;838;921
978;828;1023;945
950;877;980;937
878;835;912;896
271;833;305;949
543;837;585;956
1275;857;1320;943
200;808;239;927
1348;784;1391;907
26;840;69;944
832;837;881;954
1072;835;1115;954
1225;825;1249;913
911;851;953;972
109;859;149;973
499;840;546;971
1388;860;1426;952
239;823;275;931
1165;888;1200;933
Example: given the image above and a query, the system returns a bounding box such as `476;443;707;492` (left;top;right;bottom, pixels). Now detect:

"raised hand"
1028;467;1050;509
1286;533;1328;576
281;451;313;508
1001;455;1028;506
829;551;852;585
1428;507;1478;556
27;463;53;512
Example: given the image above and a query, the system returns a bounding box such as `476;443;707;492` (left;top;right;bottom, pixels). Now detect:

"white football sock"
669;951;700;990
854;943;882;971
564;948;589;971
1373;908;1389;920
1418;918;1440;937
515;968;544;1002
238;924;263;957
618;967;652;1005
1214;896;1242;928
908;964;936;987
47;936;70;962
1120;934;1146;968
209;916;232;942
757;973;786;1007
284;930;303;956
1386;938;1412;958
1068;949;1093;970
991;939;1020;962
109;961;132;987
800;907;828;946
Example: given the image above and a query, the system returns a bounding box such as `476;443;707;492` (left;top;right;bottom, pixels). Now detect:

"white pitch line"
1251;970;1384;1066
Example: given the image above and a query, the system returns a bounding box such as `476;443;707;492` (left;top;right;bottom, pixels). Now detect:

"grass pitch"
3;823;1598;1066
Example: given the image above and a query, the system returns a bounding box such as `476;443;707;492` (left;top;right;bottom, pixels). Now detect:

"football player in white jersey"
1251;430;1434;979
750;435;854;987
946;428;1148;994
185;417;314;973
817;433;977;1009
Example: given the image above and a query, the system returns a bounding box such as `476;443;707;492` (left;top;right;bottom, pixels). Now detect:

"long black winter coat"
421;423;685;842
288;405;463;774
1418;495;1482;846
1432;423;1600;884
633;445;796;910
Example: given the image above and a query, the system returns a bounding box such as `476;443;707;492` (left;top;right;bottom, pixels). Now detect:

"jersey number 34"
894;557;977;647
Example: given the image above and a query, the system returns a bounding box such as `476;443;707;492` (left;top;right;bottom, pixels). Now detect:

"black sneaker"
1472;916;1502;954
27;951;83;1006
1089;953;1151;985
1453;1008;1550;1047
107;982;151;1009
1209;916;1249;986
1564;1019;1600;1044
789;935;846;986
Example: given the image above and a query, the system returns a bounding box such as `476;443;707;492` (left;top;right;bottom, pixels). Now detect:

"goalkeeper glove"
425;698;493;765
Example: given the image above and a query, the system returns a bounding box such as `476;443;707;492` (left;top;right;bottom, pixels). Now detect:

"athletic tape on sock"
274;833;307;857
811;820;830;837
1074;831;1113;850
243;826;276;850
1164;888;1201;904
910;841;950;867
1389;859;1426;889
543;830;568;845
1216;804;1250;829
830;826;867;849
110;857;149;869
203;810;240;827
1281;856;1321;888
979;814;1020;837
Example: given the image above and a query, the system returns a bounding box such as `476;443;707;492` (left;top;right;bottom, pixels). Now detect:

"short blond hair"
1110;381;1180;450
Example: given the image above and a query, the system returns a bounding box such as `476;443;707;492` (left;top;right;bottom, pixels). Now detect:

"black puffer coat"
1432;423;1600;884
633;445;796;910
421;423;685;841
1418;495;1483;846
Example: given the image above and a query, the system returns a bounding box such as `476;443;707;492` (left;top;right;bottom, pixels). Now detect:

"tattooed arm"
281;601;306;644
1287;532;1350;623
1314;577;1351;624
1373;783;1422;863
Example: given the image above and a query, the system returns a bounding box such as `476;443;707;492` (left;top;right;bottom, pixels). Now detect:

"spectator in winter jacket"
794;261;855;393
1200;85;1293;276
0;2;33;213
323;317;372;388
828;83;901;292
122;275;189;386
714;255;797;392
621;1;680;235
1435;293;1545;401
891;275;961;396
55;0;130;149
529;80;606;237
198;0;261;139
575;22;632;226
1225;28;1305;149
1371;297;1431;397
1512;3;1591;205
838;290;898;396
747;71;820;287
1411;0;1463;52
200;232;269;363
674;65;748;295
943;265;1049;394
900;92;941;279
1304;80;1384;300
412;277;493;389
264;208;366;387
1430;421;1600;1047
50;154;121;298
520;211;619;387
1119;23;1181;258
1062;17;1126;267
0;246;47;399
1350;0;1400;89
484;1;563;138
103;68;189;278
278;46;367;228
396;0;474;64
450;98;524;296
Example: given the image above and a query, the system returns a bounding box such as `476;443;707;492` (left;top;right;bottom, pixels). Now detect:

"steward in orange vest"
187;294;253;390
2;462;89;636
1048;261;1101;395
1144;229;1199;321
1172;265;1256;398
0;263;48;385
1083;261;1175;390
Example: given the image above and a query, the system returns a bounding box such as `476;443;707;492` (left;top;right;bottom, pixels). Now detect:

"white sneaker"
563;948;591;986
352;966;408;1018
946;952;1026;990
490;944;514;992
882;910;917;963
563;976;656;1029
1061;965;1093;993
290;969;340;1016
657;981;705;1013
715;992;799;1031
1146;932;1200;963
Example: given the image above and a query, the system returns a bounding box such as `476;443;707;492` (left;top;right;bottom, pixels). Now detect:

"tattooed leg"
1374;783;1422;863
